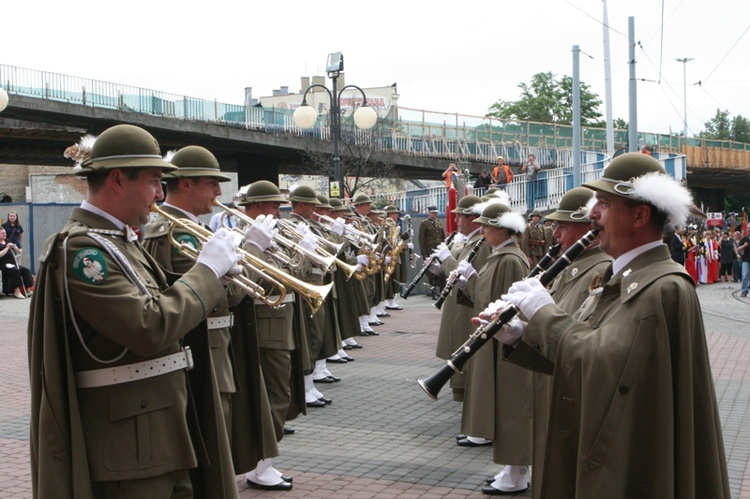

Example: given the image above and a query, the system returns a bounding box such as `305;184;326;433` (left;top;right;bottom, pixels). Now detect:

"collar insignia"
627;282;638;294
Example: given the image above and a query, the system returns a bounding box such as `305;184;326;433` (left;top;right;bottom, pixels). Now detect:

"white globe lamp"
353;105;377;130
293;104;319;129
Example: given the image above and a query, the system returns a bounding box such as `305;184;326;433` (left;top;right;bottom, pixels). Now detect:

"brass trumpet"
213;200;336;272
151;204;333;313
275;218;358;279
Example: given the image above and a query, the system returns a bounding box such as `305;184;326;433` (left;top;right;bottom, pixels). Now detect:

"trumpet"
275;218;358;279
151;204;333;313
418;230;598;400
213;200;336;272
316;214;377;248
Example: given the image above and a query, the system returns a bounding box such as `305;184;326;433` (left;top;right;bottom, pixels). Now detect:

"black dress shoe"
350;343;363;349
318;396;332;405
360;330;371;336
385;305;403;310
283;426;295;435
481;484;528;495
327;357;348;364
326;375;341;382
313;377;335;384
306;400;326;408
246;478;293;491
377;312;391;317
369;321;384;326
457;438;492;447
281;475;293;483
343;344;353;350
341;355;355;362
366;330;380;336
455;433;467;440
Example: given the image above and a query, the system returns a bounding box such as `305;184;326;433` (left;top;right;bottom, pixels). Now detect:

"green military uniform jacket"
418;217;445;257
521;222;547;261
28;207;235;498
461;241;532;465
435;230;491;400
508;245;730;498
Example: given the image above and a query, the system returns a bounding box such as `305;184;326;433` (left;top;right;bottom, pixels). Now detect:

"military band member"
236;181;305;491
288;186;336;406
383;205;409;311
366;208;389;320
520;187;612;499
351;193;382;335
419;206;446;298
498;153;730;497
433;195;491;403
521;210;547;267
453;202;532;495
29;124;242;498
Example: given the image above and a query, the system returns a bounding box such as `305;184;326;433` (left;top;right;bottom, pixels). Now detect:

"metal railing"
2;63;742;169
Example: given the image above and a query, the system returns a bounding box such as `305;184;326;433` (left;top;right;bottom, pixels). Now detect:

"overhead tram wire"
564;0;628;39
701;23;750;85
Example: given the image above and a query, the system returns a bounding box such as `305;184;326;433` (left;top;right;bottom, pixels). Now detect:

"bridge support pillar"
236;154;280;187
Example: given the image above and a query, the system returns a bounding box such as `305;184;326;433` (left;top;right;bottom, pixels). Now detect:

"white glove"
493;315;525;345
457;260;476;280
197;228;242;279
244;214;276;252
407;242;414;250
331;217;347;236
299;233;317;253
296;222;311;236
356;254;370;266
428;257;442;275
502;277;554;321
355;263;364;273
385;256;392;265
433;242;451;262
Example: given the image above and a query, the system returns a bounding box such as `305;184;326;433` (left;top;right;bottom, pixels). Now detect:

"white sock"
386;298;398;308
466;436;492;444
344;338;359;346
337;348;348;358
246;458;283;485
304;375;319;403
490;465;530;492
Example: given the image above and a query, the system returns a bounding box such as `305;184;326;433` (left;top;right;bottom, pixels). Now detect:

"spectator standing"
473;169;492;194
0;226;32;298
733;231;743;283
739;232;750;297
492;156;513;187
3;211;23;248
442;162;460;189
719;231;735;286
521;154;541;214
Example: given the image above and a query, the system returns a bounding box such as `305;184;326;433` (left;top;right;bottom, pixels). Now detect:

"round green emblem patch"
72;247;109;285
173;233;199;253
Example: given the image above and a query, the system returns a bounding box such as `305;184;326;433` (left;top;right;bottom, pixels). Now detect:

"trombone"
151;204;333;313
213;200;336;272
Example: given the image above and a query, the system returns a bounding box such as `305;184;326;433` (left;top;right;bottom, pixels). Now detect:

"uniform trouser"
220;392;232;444
259;347;292;442
93;469;192;499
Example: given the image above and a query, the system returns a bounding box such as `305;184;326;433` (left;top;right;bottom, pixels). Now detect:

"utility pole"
676;57;694;145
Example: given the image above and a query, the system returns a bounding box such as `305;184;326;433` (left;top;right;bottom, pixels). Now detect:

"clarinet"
529;243;561;278
418;229;599;400
433;237;485;310
400;230;457;299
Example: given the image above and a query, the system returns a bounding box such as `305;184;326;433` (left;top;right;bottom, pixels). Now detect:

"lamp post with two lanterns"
293;52;378;199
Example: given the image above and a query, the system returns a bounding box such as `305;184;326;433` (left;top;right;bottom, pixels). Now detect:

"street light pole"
676;57;694;144
293;52;378;199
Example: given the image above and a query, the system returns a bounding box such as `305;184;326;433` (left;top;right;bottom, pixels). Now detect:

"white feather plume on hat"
630;172;693;224
487;189;511;205
498;211;527;234
585;194;597;219
64;134;97;170
164;149;178;162
472;196;508;216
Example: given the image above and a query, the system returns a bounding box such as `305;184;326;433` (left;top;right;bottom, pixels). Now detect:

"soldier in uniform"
29;124;242;498
142;145;237;433
434;195;491;403
453;202;532;495
382;205;409;311
521;210;546;267
419;206;446;298
351;193;382;335
498;153;730;497
236;180;306;491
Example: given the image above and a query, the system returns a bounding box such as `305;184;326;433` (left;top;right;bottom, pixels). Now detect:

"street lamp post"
293;52;378;199
676;57;694;146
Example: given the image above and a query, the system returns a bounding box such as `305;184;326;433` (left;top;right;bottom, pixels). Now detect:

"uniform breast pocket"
256;306;291;348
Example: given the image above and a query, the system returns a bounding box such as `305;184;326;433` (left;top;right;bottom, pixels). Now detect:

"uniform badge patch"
173;233;199;253
72;247;108;284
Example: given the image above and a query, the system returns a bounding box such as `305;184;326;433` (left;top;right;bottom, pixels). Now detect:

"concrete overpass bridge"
0;63;749;210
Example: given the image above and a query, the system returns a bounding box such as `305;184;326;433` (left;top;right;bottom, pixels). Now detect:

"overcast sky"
6;0;749;138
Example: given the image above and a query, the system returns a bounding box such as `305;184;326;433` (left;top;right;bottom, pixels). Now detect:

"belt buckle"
183;346;194;371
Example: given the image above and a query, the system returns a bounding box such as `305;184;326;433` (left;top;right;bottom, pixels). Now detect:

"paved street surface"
2;282;750;498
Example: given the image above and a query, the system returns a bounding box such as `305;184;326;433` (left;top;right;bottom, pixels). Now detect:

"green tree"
486;72;603;126
701;109;732;140
731;116;750;143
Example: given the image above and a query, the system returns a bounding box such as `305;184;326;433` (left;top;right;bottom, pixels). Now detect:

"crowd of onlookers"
666;221;750;295
0;211;33;298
